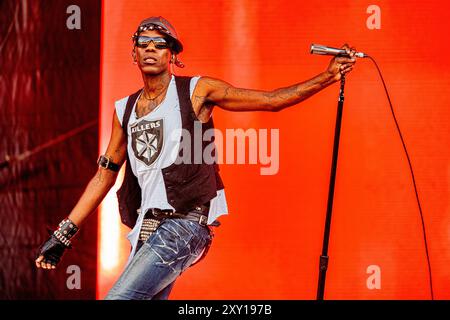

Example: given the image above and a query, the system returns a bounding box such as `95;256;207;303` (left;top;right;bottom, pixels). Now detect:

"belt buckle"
152;208;163;218
150;208;174;219
198;215;208;226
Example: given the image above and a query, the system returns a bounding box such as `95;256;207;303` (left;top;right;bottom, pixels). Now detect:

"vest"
116;76;224;228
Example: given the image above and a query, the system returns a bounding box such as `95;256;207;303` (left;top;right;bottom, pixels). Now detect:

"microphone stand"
316;74;346;300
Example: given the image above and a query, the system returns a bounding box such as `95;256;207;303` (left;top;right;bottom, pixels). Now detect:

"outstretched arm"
196;45;356;112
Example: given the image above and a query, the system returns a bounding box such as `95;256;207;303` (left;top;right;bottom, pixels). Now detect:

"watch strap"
97;155;120;172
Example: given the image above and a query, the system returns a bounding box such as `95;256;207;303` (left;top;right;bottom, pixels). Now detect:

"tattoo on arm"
267;74;335;110
223;86;232;99
201;72;335;112
93;169;104;186
194;94;207;106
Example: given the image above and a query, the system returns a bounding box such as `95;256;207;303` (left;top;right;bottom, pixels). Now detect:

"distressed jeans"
104;218;212;300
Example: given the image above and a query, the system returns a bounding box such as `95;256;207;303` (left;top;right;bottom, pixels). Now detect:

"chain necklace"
136;87;168;119
141;86;167;101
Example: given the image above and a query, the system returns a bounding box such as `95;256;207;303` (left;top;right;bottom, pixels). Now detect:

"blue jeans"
104;218;212;300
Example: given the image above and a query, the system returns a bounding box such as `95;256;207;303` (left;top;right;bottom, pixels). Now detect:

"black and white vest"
115;75;228;229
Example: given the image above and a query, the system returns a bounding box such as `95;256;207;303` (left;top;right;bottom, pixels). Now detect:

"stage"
0;0;449;300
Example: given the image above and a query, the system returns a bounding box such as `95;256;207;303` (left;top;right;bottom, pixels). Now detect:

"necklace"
136;87;168;119
142;87;167;101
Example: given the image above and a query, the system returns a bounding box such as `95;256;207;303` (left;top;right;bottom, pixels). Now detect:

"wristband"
53;218;79;248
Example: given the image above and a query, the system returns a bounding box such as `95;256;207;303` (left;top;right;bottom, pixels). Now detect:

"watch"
97;155;120;172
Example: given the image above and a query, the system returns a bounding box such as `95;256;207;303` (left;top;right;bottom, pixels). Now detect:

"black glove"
36;234;70;268
35;218;79;269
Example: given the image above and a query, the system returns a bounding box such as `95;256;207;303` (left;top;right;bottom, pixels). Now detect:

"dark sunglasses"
135;36;170;49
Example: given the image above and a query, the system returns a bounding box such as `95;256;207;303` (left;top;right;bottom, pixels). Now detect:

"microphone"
310;44;367;58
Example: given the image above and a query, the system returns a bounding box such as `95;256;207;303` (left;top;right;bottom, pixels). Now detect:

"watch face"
98;156;110;168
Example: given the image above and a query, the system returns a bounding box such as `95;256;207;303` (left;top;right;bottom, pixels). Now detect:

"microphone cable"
366;55;434;300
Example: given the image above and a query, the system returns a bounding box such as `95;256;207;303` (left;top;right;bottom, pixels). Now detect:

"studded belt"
138;204;220;243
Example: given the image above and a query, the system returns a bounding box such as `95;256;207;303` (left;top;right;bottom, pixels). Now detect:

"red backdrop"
98;0;450;299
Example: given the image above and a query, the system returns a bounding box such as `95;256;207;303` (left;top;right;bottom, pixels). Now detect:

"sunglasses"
135;36;170;49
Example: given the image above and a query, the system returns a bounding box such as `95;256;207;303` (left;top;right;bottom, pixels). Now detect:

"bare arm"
67;110;127;226
194;46;356;113
36;110;127;269
197;72;336;112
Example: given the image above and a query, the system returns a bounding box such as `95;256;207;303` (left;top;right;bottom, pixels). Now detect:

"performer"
35;16;357;300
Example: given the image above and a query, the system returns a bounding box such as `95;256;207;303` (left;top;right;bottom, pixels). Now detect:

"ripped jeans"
104;218;212;300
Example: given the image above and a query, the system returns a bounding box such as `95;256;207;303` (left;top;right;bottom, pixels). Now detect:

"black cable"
367;56;434;300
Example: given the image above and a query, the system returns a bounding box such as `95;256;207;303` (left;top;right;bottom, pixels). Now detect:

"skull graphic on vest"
130;119;164;166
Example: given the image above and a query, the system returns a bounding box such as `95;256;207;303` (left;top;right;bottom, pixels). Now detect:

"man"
35;16;357;300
